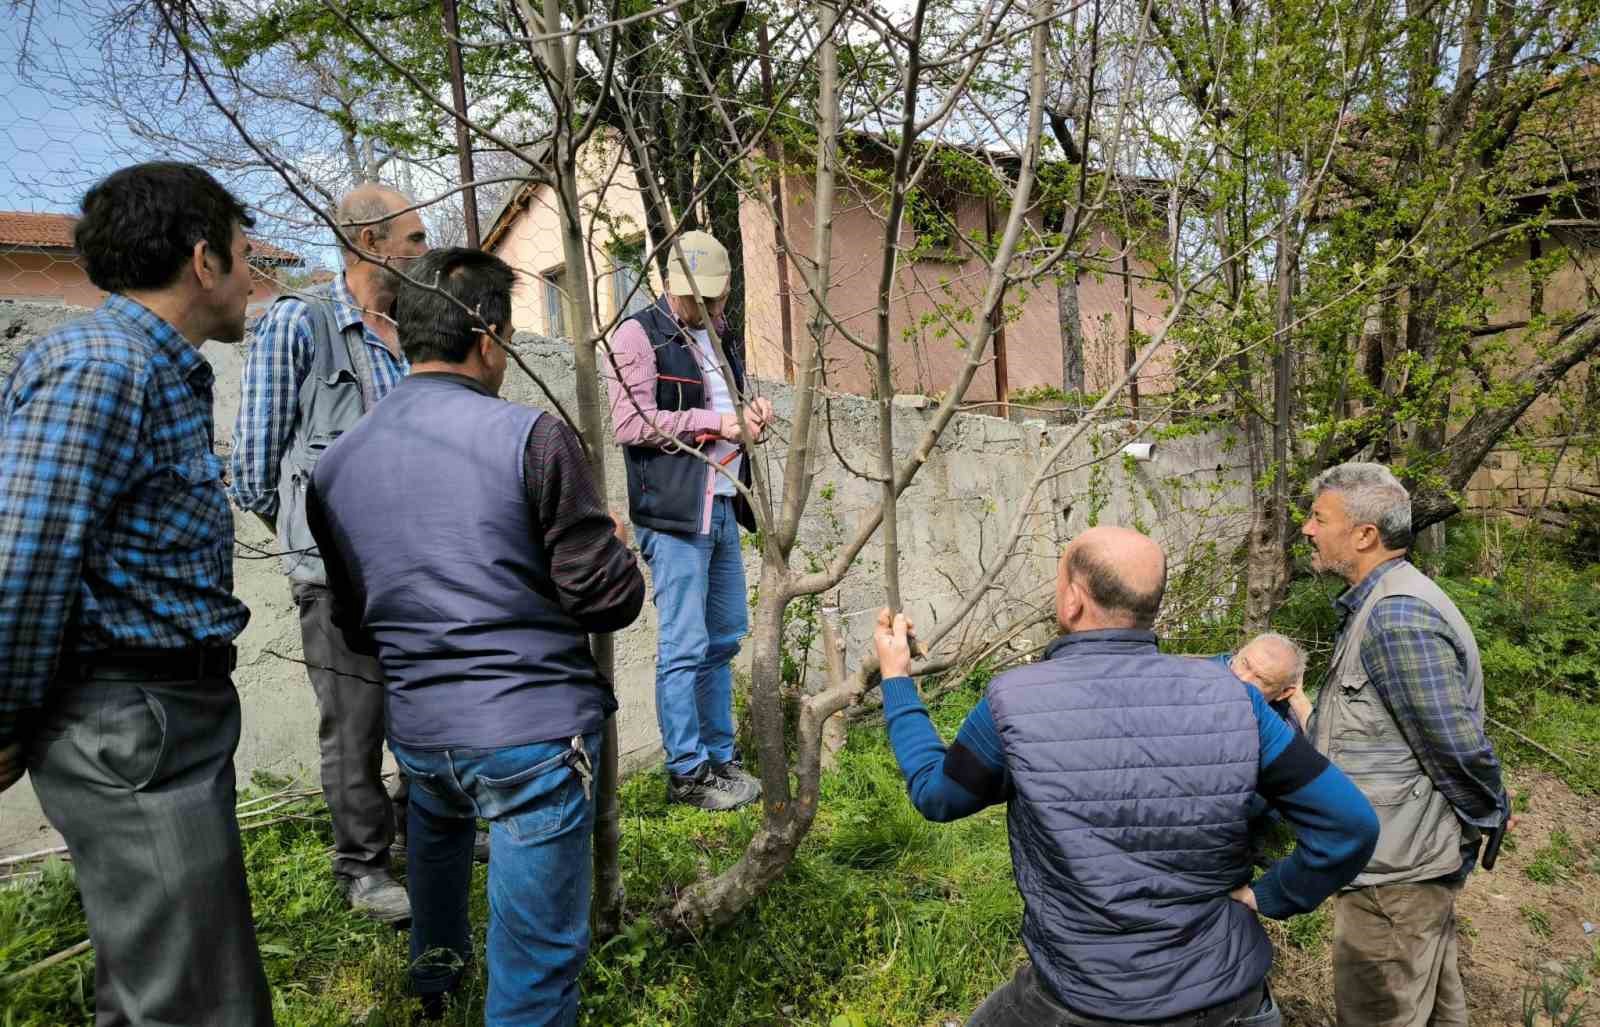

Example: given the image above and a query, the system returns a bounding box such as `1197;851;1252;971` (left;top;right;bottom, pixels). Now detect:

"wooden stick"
0;846;68;869
1488;716;1573;769
3;939;92;985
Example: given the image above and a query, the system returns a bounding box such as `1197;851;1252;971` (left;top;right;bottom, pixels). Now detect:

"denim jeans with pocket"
392;731;599;1027
636;495;747;776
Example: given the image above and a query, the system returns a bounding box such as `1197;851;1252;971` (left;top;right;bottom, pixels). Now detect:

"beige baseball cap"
665;230;731;298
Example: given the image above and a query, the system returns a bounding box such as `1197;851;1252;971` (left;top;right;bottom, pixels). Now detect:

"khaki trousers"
1333;882;1467;1027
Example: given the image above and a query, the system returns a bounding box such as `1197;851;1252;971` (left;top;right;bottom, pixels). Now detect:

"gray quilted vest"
1310;561;1484;887
987;630;1271;1022
273;285;381;586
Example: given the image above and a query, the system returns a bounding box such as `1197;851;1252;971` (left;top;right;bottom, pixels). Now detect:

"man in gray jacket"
1303;463;1508;1026
229;183;428;922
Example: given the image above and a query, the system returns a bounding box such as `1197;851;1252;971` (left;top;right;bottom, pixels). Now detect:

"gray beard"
1311;550;1356;579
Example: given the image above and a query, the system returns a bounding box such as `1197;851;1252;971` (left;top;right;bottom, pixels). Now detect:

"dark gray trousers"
27;675;274;1026
294;583;405;879
967;963;1280;1027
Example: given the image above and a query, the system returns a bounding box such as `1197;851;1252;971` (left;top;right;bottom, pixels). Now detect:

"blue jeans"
636;496;748;776
391;732;599;1027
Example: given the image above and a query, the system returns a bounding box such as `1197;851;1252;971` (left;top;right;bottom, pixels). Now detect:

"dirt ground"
1270;769;1600;1026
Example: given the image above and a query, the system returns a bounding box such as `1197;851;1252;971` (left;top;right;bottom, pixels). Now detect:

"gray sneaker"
667;762;759;811
341;869;412;925
712;759;763;801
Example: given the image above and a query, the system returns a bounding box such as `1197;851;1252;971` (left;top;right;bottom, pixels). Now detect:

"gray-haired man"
1302;461;1508;1027
229;183;432;923
1217;633;1311;733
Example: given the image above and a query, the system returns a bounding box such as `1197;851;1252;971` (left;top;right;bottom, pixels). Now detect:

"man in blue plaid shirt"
1303;462;1508;1027
0;162;273;1024
228;182;431;924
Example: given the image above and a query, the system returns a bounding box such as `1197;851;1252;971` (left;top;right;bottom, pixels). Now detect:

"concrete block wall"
0;304;1251;855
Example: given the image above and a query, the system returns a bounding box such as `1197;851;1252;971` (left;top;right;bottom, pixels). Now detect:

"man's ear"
480;324;501;361
191;239;215;289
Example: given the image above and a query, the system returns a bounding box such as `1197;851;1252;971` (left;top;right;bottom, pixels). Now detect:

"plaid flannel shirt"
1336;558;1505;829
228;273;408;517
0;295;251;744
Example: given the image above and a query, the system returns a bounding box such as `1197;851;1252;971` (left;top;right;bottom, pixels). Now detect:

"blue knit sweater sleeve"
881;676;1009;822
1247;687;1380;919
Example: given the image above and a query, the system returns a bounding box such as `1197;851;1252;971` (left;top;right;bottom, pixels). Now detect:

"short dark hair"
1068;544;1166;629
74;162;254;292
397;248;516;364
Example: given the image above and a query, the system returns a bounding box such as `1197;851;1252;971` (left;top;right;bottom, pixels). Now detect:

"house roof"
0;211;76;250
0;210;304;266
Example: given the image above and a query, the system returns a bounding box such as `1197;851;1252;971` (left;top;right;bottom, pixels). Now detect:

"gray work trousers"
27;674;274;1026
294;583;406;880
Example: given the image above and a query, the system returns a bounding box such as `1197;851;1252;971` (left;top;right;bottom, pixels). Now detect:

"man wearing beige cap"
604;230;773;811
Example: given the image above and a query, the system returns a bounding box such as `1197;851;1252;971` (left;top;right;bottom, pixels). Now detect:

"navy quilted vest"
312;375;612;749
987;629;1271;1021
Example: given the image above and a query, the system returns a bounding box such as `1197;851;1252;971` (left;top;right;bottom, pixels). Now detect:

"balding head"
1233;632;1306;700
1055;526;1167;632
335;183;413;264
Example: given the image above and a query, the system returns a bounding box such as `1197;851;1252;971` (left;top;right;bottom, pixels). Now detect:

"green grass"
1526;830;1584;886
0;677;1021;1027
1524;905;1556;940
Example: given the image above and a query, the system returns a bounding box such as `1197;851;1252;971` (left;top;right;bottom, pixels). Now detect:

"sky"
0;4;148;213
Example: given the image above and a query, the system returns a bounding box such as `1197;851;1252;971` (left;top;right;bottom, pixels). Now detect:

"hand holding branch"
873;608;916;680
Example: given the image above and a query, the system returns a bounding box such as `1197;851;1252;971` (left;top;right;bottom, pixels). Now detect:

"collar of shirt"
653;295;729;339
329;272;393;335
1334;556;1408;621
1042;628;1159;660
409;370;493;397
100;293;214;392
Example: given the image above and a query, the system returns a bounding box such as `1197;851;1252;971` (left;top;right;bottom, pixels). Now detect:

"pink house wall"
0;248;297;314
741;178;1174;401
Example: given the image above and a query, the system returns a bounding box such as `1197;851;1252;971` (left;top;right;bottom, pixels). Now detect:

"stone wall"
0;302;1251;855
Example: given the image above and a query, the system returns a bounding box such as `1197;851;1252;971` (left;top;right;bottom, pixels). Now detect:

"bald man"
229;183;433;923
1215;633;1313;733
873;526;1379;1027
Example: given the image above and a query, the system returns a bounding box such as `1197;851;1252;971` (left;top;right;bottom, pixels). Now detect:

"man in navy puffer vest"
874;526;1379;1027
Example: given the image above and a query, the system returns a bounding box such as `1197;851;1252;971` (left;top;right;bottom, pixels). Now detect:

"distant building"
483;134;1173;404
0;211;304;313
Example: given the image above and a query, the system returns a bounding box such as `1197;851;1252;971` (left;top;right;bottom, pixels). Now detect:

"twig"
1488;715;1573;769
2;939;92;985
0;846;68;869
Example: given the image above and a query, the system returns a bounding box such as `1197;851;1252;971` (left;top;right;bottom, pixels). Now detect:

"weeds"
1527;830;1584;885
1522;958;1591;1027
1525;905;1556;940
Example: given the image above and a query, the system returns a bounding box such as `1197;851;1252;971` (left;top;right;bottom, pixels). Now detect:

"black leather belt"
64;645;238;682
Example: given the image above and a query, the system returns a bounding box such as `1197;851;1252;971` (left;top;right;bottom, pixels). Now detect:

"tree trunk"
535;0;624;938
1058;268;1085;398
1242;189;1296;633
668;558;804;934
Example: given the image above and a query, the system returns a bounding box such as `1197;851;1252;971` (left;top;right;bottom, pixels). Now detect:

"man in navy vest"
874;526;1379;1026
604;230;773;811
305;248;645;1023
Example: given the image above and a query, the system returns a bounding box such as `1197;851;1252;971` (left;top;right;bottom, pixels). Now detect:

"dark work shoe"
341;869;412;926
712;758;763;801
667;762;760;811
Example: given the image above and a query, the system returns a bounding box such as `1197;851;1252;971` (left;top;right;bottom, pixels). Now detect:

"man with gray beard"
1302;462;1509;1026
229;183;435;923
